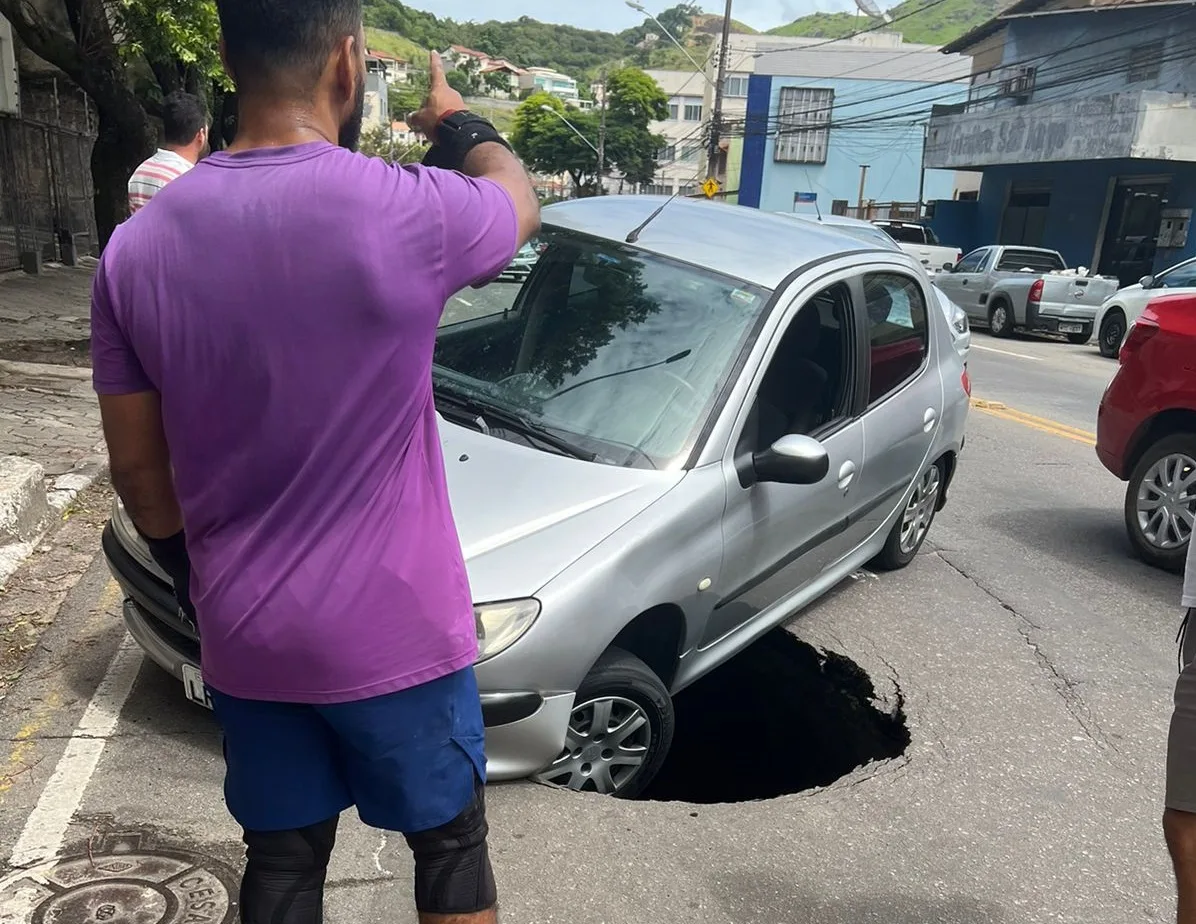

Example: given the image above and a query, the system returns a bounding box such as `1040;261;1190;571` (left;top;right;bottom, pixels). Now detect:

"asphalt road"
0;332;1181;923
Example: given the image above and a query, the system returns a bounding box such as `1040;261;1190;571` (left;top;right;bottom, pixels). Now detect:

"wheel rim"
899;466;941;554
992;306;1007;331
1136;453;1196;550
1102;318;1125;352
535;696;652;794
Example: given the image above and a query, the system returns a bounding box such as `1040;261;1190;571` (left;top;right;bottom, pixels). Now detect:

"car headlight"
475;599;541;662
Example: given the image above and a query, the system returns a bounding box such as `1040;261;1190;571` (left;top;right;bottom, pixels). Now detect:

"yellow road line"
970;398;1097;447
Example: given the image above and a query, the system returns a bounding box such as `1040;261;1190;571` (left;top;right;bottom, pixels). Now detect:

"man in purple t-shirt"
91;0;539;920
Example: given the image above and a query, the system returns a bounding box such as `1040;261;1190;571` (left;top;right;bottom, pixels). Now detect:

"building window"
657;144;676;163
684;101;703;121
641;182;674;196
668;102;680;120
1127;41;1164;83
679;144;701;163
773;87;833;165
678;183;698;197
724;74;750;98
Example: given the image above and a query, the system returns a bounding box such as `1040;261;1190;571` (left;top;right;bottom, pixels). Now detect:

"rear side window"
878;223;927;244
996;249;1065;272
863;273;929;405
954;249;988;273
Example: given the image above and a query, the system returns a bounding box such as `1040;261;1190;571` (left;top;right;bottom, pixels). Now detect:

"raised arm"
409;52;540;247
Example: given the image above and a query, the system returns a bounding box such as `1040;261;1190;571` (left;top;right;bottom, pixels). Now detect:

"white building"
642;69;712;197
519;67;581;105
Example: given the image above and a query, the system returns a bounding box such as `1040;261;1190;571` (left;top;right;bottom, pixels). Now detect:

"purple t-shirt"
92;142;518;703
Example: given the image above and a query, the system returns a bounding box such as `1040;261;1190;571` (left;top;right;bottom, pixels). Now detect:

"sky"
417;0;860;33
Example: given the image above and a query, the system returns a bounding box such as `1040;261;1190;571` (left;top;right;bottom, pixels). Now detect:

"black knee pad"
405;781;497;916
241;818;338;924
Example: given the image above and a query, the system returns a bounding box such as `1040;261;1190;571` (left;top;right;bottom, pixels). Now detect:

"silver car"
102;196;970;798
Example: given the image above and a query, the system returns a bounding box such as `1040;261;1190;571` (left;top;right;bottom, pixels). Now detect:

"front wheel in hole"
871;461;944;572
533;647;674;798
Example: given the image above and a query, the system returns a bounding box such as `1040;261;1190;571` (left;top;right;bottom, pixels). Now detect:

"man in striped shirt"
128;92;210;214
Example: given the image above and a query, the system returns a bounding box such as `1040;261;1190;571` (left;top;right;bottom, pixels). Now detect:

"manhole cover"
0;834;237;923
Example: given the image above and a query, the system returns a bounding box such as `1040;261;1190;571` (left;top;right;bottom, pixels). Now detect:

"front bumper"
102;523;572;781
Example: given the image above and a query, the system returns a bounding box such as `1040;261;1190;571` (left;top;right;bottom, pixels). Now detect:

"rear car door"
935;248;989;318
853;270;944;541
708;278;865;648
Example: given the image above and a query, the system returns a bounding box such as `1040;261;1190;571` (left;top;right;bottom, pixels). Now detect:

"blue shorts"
208;667;487;835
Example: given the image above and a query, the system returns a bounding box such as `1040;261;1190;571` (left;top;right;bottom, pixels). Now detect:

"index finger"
428;51;445;86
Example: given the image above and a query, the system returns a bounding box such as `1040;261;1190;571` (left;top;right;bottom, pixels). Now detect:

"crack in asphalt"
934;551;1120;755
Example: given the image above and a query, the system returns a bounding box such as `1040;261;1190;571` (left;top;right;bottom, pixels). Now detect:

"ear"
335;34;362;103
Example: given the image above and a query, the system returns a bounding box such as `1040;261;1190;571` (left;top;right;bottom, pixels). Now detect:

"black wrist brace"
144;529;196;621
422;112;511;172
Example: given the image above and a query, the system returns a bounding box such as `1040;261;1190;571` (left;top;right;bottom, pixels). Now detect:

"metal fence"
832;200;923;222
0;75;97;273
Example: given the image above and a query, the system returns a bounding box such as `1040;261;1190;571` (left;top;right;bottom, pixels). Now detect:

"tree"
357;125;430;164
0;0;228;246
446;69;473;96
389;68;430;121
512;70;668;195
602;67;669;188
483;70;512;98
512;93;603;196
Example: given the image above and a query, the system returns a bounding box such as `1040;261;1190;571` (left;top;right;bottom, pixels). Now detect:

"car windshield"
434;232;771;470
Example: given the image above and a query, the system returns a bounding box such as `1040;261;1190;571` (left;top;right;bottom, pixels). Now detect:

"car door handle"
924;408;938;433
838;460;857;492
961;279;968;285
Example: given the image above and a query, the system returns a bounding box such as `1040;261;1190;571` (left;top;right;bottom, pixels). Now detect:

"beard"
339;73;366;152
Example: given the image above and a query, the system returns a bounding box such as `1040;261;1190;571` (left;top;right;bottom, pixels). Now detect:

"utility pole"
857;164;870;216
916;122;928;219
597;68;608;195
706;0;734;184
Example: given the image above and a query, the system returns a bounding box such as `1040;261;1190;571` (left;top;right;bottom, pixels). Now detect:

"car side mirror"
753;435;830;486
942;262;955;272
1140;275;1155;289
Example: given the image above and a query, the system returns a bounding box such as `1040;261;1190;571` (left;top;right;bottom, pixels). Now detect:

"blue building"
736;38;972;216
926;0;1196;286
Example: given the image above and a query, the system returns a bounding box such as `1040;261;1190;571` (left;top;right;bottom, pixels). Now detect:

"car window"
434;234;771;470
1159;260;1196;288
953;249;987;274
995;249;1065;272
751;283;854;451
878;223;927;245
863;273;929;405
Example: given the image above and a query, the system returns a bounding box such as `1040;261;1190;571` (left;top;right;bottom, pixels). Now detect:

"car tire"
1066;330;1091;345
1124;433;1196;573
988;300;1015;338
1099;309;1127;359
871;461;945;572
533;647;674;799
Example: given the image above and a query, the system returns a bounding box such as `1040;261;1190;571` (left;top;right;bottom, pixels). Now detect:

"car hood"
441;419;685;603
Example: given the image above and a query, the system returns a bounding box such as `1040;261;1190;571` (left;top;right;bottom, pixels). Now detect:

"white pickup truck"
872;220;961;276
932;245;1120;343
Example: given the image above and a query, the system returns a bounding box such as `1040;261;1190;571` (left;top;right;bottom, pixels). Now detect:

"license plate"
182;664;213;710
1059;323;1083;334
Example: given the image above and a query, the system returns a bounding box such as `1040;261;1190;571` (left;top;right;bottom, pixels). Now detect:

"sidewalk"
0;265;105;582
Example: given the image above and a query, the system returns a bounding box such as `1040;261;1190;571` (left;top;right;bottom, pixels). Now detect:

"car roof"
541;195;893;290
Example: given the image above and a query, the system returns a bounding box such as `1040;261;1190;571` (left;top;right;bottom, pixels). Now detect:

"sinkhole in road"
638;629;909;804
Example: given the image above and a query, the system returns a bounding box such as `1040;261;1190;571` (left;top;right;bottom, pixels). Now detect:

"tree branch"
0;0;87;86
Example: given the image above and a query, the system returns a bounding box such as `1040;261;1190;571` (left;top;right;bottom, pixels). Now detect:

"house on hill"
925;0;1196;285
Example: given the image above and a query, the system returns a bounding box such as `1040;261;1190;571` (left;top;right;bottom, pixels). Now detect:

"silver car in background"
103;196;970;798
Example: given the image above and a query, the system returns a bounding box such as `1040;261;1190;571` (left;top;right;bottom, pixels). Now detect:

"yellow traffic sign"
701;177;721;199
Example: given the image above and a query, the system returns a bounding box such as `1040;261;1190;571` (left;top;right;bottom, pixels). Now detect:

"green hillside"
767;0;1001;47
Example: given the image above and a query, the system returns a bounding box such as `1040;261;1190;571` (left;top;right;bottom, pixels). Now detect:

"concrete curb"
0;453;108;588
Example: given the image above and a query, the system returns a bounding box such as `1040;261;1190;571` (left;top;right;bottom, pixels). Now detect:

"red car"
1097;293;1196;571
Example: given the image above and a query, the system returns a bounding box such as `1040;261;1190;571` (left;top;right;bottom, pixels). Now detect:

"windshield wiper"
435;387;597;462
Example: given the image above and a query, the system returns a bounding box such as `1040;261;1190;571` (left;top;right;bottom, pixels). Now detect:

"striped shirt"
128;149;194;213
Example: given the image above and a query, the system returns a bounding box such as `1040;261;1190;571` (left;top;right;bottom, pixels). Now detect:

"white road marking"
972;344;1043;361
372;833;392;875
455;298;473;307
8;636;142;868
